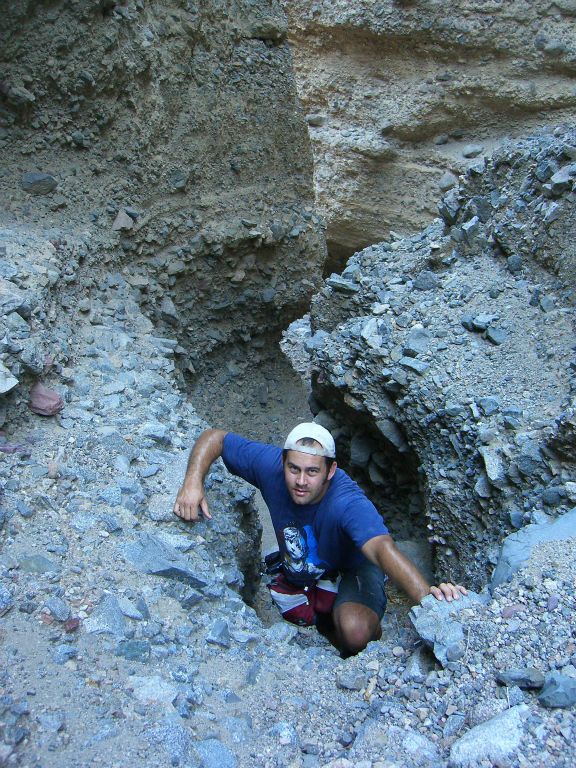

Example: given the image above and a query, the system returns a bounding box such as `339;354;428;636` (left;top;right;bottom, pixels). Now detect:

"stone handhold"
538;672;576;708
28;383;64;416
21;172;58;195
409;592;488;666
449;704;529;767
112;210;134;231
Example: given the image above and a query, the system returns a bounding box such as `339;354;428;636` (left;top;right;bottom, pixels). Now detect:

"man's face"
283;450;337;506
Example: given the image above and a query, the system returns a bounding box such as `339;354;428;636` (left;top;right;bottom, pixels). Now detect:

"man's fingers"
173;496;211;523
430;583;468;602
200;498;212;520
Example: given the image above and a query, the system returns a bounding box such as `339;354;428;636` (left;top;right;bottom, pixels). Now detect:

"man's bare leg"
332;601;382;656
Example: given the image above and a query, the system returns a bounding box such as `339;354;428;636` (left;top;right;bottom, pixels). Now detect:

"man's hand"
173;483;212;522
429;583;468;602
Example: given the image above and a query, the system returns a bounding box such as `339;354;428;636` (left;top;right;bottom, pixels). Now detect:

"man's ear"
327;461;337;481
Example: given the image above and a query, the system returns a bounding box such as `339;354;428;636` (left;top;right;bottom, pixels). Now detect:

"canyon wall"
1;0;326;372
283;0;576;268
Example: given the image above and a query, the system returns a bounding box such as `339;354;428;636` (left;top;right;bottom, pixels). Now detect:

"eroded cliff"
284;0;576;267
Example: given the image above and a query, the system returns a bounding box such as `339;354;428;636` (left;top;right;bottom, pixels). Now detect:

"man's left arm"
361;534;467;604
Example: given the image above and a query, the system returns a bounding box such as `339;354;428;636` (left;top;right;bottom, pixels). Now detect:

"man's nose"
296;472;306;485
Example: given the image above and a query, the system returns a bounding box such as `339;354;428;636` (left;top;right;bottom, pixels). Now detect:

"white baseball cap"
283;422;336;458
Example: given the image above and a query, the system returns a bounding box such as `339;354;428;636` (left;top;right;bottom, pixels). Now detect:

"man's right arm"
173;428;228;522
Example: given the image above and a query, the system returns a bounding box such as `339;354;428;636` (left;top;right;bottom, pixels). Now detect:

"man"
174;423;467;656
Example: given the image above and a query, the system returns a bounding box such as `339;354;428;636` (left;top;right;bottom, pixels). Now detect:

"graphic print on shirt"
281;524;328;585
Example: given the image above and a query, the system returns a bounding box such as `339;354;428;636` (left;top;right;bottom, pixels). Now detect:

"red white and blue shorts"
268;563;387;627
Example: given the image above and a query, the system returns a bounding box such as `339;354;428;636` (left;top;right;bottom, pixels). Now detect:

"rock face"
296;127;576;588
0;0;326;368
283;0;576;266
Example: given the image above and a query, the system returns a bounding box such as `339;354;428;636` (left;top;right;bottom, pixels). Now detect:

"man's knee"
335;604;381;654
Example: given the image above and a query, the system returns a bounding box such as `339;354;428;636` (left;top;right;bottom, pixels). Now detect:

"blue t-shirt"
222;433;389;585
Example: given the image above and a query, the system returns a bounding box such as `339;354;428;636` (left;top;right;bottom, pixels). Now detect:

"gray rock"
326;274;360;294
478;446;507;488
410;592;488;666
413;270;439;291
403;326;431;357
264;622;298;644
194;738;236;768
44;596;70;621
21;172;58;194
0;584;14;615
148;717;198;766
462;143;484;158
336;669;367;691
375;418;408;452
268;722;299;747
402;645;436;683
449;704;529;767
18;554;61;574
485;327;507;345
491;507;576;587
438;188;461;224
131;675;178;707
115;640;151;663
538;672;576;708
0;362;19;394
349;432;375;467
352;721;439;764
399;357;429;375
496;667;545;689
206;618;231;648
53;644;78;664
83;595;126;636
122;533;210;589
220;715;253;744
477;396;500;416
37;711;66;732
